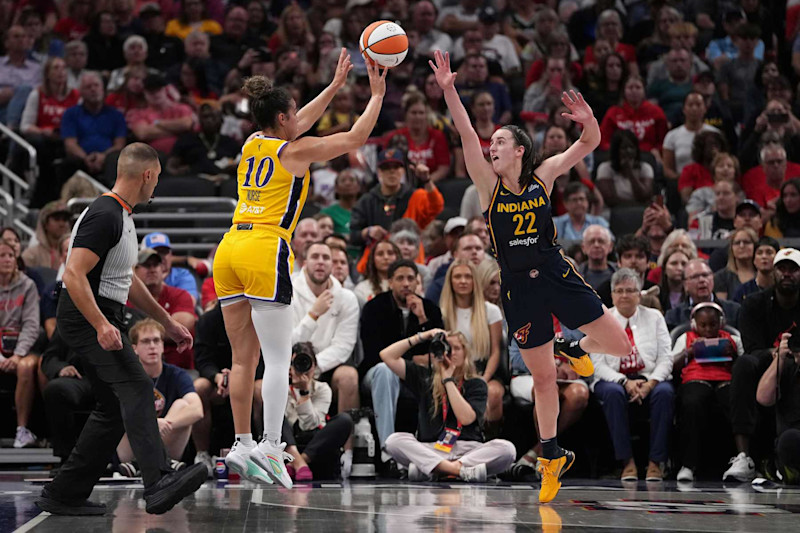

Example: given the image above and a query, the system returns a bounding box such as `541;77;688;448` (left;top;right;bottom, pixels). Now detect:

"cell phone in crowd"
653;193;664;207
223;373;229;389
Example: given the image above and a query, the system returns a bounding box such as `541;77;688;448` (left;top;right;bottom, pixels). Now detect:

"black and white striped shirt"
65;194;138;304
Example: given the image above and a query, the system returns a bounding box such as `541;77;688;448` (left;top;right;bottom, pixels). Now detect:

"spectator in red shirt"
599;74;668;160
127;73;194;155
132;248;197;369
53;0;92;41
105;65;147;114
583;10;638;77
524;29;583;88
677;130;728;204
741;143;800;213
384;91;451;184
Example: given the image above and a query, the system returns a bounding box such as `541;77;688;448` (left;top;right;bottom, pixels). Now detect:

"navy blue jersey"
483;175;561;272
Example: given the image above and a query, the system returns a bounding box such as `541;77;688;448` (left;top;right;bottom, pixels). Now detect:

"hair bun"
243;76;273;99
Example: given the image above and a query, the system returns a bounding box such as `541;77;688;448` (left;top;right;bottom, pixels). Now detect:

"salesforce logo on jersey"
239;202;265;215
509;236;539;247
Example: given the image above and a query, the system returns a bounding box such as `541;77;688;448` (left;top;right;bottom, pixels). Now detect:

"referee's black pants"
45;292;171;502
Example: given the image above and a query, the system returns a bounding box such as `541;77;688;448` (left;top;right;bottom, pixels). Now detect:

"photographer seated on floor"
381;330;516;482
117;319;203;476
282;343;353;482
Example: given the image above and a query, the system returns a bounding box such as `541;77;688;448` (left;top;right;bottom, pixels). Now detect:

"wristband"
408;337;413;348
308;311;319;321
298;389;310;396
442;377;456;386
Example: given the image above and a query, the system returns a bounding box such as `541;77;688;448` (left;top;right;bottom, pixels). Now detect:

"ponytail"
243;75;293;130
501;125;540;189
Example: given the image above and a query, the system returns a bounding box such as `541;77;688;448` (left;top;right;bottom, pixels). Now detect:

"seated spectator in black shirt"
167;104;239;179
382;329;516;482
209;6;264;72
41;328;93;464
665;259;741;331
140;3;184;72
757;331;800;484
40;234;71;339
597;235;656;308
727;249;800;482
359;260;444;465
192;303;265;474
166;31;226;95
732;237;779;303
117;319;203;476
577;225;616;290
708;201;764;273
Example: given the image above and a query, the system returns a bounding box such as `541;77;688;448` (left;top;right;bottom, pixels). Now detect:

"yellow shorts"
213;224;295;304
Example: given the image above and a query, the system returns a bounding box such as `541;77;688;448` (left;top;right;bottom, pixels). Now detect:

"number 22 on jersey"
512;212;538;235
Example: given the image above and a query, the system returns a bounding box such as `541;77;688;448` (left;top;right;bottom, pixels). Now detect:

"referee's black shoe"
36;491;107;516
144;463;207;515
554;338;594;377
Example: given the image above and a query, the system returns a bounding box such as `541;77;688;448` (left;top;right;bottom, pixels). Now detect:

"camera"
767;111;789;125
292;350;314;373
429;332;451;360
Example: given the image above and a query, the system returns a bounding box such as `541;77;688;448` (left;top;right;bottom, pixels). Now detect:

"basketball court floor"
5;474;799;532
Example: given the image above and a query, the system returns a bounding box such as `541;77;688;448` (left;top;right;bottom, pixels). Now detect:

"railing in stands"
0;164;33;238
0;121;37;190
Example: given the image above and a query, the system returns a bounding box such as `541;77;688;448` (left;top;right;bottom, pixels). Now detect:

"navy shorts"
500;253;605;349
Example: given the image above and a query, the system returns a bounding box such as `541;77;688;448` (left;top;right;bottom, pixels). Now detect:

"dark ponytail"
501;125;541;189
243;76;293;131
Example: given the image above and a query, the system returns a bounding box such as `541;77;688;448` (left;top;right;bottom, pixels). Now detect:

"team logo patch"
514;323;532;345
529;269;539;278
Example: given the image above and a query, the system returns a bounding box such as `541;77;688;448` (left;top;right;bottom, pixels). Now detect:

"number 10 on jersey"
242;156;275;188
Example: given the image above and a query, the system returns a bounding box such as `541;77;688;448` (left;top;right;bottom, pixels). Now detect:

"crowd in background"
1;0;800;485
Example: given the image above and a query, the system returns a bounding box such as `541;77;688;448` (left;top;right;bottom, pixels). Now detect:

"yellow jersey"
232;134;310;238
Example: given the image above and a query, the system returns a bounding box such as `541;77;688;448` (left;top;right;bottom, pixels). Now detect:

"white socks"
250;300;293;445
235;433;255;447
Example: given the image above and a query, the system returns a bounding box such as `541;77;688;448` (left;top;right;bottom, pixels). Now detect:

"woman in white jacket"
591;268;674;482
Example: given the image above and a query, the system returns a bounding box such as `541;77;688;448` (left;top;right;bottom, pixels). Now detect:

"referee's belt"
231;223;291;242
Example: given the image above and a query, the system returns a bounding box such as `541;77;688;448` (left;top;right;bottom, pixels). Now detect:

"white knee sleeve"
250;300;293;443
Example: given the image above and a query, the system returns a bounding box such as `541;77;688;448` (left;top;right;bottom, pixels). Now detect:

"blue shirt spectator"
142;232;199;302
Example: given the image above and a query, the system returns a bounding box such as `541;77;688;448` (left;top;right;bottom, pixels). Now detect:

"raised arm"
281;60;387;175
535;91;601;192
429;50;495;203
295;49;353;136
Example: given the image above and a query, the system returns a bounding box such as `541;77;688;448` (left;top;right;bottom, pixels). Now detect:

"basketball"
359;20;408;68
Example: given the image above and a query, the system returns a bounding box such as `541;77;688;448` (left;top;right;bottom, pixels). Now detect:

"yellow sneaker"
554;338;594;377
538;505;563;533
537;450;575;504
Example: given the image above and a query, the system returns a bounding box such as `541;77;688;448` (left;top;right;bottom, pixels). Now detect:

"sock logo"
514;323;532;345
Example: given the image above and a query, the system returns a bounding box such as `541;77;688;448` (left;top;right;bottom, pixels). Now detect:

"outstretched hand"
561;90;595;125
365;57;388;98
428;50;457;90
331;48;354;90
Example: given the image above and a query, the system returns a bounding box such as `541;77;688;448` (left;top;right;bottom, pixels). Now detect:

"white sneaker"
677;466;694;482
195;451;215;479
226;441;273;484
340;449;353;480
13;426;36;449
723;452;755;482
251;440;294;488
459;463;487;483
408;463;433;482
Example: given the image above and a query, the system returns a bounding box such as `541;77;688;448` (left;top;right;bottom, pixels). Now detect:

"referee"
36;143;206;516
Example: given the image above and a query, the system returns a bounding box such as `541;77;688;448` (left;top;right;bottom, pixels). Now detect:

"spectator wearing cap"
708;200;764;273
22;201;72;270
139;3;185;72
167;104;239;179
412;1;454;56
384;92;451;184
165;0;222;40
732;236;779;303
127;73;194;155
706;10;765;71
59;71;127;182
764;178;800;238
454;7;520;76
741;143;800;211
665;259;741;331
209;6;263;72
718;23;762;123
350;148;444;256
107;35;162;93
132;248;197;369
427;216;467;276
726;248;800;482
142;232;200;303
